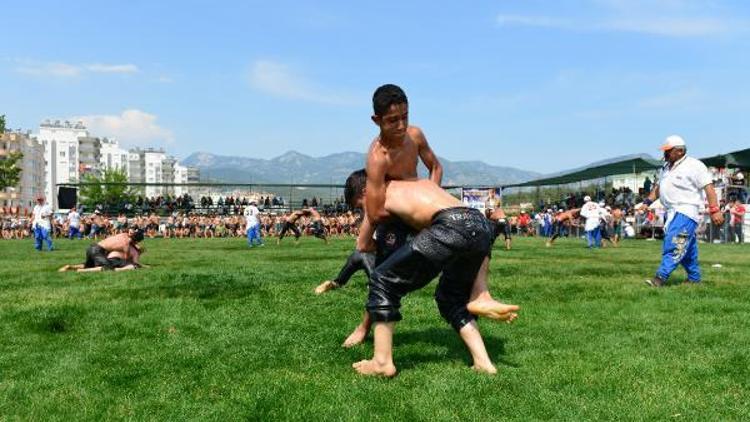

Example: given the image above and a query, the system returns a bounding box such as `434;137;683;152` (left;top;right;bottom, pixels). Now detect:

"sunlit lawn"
1;236;748;420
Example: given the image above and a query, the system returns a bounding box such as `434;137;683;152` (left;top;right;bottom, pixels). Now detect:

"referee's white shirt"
32;204;53;230
581;201;601;231
244;205;260;227
657;156;712;223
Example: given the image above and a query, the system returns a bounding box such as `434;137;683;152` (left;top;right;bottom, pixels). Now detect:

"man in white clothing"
32;195;54;251
640;135;723;287
580;196;601;248
67;208;82;239
244;201;263;247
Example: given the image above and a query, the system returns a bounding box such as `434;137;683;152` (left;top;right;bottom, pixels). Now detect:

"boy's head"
129;228;145;243
344;169;367;209
372;84;407;116
372;84;408;140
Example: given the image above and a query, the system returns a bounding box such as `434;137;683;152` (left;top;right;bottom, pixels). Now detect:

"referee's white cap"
660;135;686;151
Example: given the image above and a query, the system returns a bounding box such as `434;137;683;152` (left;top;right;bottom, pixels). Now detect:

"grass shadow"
26;304;86;335
107;273;267;302
395;327;514;370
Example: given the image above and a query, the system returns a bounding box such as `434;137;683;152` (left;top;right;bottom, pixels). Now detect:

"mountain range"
181;151;541;186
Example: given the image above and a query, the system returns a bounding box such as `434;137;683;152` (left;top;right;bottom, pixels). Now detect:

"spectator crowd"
1;207;360;241
2;170;746;244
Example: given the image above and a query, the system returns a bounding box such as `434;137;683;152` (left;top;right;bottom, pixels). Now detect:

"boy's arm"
356;213;376;252
412;127;443;185
365;153;391;225
130;248;141;265
489;208;507;221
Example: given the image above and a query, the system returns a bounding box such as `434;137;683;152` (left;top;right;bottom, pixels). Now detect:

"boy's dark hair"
132;228;145;243
372;84;408;116
344;169;367;209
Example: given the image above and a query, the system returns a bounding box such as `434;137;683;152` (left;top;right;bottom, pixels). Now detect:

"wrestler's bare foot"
467;297;520;322
471;362;498;375
343;324;368;348
314;280;338;295
58;264;71;272
353;359;397;377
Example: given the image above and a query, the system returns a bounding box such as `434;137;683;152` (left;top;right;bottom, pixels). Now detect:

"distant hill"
181;151;540;186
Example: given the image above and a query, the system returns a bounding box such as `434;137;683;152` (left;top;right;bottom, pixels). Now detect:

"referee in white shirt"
641;135;724;287
32;195;54;251
244;201;264;247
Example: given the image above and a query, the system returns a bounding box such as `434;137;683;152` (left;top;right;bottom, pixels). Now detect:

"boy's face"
372;103;408;141
348;186;366;210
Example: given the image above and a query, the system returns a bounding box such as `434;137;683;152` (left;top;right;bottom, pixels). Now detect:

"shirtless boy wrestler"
345;170;519;377
277;208;328;245
320;84;505;348
545;208;581;247
59;228;146;272
315;84;441;310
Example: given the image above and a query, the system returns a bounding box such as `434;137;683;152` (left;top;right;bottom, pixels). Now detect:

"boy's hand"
356;236;376;252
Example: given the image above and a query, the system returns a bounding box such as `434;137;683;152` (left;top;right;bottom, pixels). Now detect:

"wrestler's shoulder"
407;125;424;136
406;126;426;142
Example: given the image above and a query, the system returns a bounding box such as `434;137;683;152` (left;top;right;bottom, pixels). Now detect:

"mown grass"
0;236;748;420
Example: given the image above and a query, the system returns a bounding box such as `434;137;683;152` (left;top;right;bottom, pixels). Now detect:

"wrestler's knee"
435;293;475;331
367;271;403;323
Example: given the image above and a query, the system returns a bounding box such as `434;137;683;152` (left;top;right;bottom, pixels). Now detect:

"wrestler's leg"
343;310;371;348
460;321;496;374
352;321;396;377
462;257;520;322
77;267;104;272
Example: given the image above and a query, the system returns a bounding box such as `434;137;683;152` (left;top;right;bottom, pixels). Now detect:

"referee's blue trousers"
656;212;700;282
246;224;263;246
34;226;54;251
586;227;601;248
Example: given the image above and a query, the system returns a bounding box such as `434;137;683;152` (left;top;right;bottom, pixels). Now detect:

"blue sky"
2;0;749;173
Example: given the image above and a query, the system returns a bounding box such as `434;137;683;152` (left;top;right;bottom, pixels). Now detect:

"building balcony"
0;191;20;200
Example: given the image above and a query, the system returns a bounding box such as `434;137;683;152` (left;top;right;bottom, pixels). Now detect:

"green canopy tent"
700;147;750;169
503;156;662;189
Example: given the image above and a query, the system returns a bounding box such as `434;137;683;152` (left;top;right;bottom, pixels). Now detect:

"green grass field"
1;236;748;420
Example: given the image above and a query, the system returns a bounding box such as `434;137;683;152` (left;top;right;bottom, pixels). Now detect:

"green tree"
0;151;24;190
1;115;24;190
79;168;138;211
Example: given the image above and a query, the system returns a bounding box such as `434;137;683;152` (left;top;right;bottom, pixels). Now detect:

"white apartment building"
174;163;189;196
144;149;166;198
99;138;129;173
128;148;169;198
0;131;46;210
35;119;197;207
36;120;88;208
